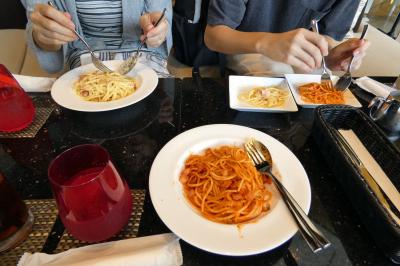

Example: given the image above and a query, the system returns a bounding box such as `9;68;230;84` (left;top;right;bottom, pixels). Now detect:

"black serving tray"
312;105;400;263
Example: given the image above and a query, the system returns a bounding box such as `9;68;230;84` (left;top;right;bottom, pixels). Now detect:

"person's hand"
139;11;168;48
256;28;329;73
30;3;77;51
325;39;370;71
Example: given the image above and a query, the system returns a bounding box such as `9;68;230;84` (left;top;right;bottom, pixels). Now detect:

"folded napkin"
12;74;56;92
339;129;400;225
18;233;182;266
354;76;396;98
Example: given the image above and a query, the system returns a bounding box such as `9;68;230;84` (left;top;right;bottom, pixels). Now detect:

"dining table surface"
1;75;400;266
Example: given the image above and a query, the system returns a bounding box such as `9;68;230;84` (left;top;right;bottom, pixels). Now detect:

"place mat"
55;189;146;253
0;199;59;266
0;97;55;139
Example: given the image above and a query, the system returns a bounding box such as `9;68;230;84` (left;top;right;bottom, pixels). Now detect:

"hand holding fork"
47;1;112;73
311;19;334;90
117;8;167;75
335;25;369;91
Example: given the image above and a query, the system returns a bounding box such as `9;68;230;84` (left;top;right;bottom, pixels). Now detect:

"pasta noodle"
179;146;272;224
238;86;289;108
298;82;344;104
74;71;138;102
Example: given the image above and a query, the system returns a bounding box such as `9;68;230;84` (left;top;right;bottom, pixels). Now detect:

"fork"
48;1;113;73
336;25;369;91
244;139;331;253
117;8;167;75
311;19;334;90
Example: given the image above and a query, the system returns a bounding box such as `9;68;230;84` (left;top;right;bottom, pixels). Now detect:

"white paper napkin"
339;129;400;224
12;74;56;93
354;76;396;98
17;233;182;266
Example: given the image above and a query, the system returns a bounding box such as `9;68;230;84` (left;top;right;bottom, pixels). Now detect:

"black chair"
0;0;27;29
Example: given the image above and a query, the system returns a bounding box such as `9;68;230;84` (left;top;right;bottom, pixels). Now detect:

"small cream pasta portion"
238;86;289;108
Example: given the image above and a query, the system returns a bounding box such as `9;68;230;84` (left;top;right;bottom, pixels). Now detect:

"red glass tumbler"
0;64;35;132
0;172;34;252
48;144;132;242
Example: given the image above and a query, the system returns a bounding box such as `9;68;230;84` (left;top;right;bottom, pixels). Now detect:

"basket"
312;105;400;263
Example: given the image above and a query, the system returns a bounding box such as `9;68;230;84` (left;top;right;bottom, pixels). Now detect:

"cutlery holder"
312;105;400;263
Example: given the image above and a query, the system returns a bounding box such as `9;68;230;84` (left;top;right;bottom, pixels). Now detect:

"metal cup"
369;90;400;133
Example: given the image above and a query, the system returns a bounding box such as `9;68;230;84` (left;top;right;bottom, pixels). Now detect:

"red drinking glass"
0;172;34;252
0;64;35;132
48;144;132;242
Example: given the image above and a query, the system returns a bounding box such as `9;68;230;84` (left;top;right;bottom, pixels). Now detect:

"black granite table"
1;76;399;265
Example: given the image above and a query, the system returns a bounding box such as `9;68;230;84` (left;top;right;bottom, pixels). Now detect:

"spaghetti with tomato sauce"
179;145;273;224
298;82;345;104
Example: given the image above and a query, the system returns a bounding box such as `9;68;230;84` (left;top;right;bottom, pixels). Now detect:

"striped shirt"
76;0;123;48
67;0;123;68
63;0;169;76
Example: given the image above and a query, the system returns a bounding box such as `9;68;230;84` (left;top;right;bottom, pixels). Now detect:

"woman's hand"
325;39;370;71
139;11;168;48
30;3;77;51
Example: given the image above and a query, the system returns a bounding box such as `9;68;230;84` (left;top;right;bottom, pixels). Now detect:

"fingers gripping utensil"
336;25;369;91
48;1;113;73
244;138;331;253
311;19;334;90
117;8;167;75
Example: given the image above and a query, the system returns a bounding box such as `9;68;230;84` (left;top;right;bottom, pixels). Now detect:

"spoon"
336;24;369;91
117;8;167;75
245;138;331;252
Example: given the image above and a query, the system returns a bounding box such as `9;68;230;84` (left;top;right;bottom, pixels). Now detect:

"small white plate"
149;124;311;256
285;74;362;108
51;60;158;112
229;75;298;112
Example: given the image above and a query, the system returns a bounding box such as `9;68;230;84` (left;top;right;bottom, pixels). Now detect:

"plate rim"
149;124;311;256
228;75;299;113
50;60;158;112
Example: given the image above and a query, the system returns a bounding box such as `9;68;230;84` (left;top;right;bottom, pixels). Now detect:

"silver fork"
117;8;167;75
311;19;334;90
48;1;113;73
244;139;331;253
336;25;369;91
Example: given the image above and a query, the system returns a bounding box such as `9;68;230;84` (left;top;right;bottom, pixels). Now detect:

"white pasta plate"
229;75;298;113
149;124;311;256
51;60;158;112
285;74;362;108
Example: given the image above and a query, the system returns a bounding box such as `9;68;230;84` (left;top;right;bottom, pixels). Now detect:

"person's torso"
58;0;169;54
75;0;123;48
237;0;336;32
57;0;170;70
